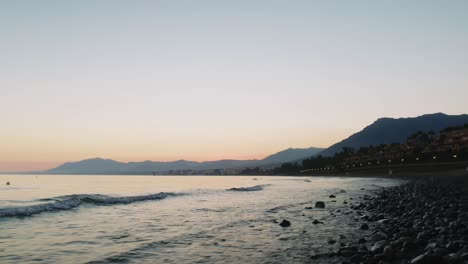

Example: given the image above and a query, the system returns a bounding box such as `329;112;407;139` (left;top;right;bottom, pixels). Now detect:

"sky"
1;1;468;172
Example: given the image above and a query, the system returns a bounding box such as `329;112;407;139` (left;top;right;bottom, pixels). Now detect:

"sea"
0;175;403;264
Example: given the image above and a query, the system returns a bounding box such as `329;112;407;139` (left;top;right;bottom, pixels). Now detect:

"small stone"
312;219;322;224
371;231;388;241
446;241;461;252
315;201;325;208
377;218;389;224
358;238;367;244
461;252;468;260
279;219;291;227
350;254;363;263
338;249;356;257
370;240;388;253
403;240;418;250
328;239;336;244
329;194;336;198
425;242;438;251
383;246;393;257
411;253;444;264
360;223;369;230
444;253;463;264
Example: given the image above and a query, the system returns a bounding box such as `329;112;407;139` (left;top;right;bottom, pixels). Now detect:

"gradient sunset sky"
1;1;468;172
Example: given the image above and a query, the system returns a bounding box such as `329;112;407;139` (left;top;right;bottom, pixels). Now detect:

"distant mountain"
45;147;323;175
318;113;468;157
256;147;322;165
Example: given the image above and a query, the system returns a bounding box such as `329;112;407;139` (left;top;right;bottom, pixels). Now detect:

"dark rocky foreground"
335;175;468;264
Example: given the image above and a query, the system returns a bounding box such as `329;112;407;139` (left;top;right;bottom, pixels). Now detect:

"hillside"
318;113;468;156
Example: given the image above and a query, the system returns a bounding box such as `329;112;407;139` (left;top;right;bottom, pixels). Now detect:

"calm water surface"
0;175;403;263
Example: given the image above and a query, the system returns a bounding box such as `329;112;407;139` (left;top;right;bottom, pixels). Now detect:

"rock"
370;240;388;253
360;223;369;230
350;254;363;263
377;218;390;224
329;195;336;198
279;219;291;227
315;201;325;208
5;181;10;186
425;242;438;251
338;249;356;257
446;241;462;252
305;206;313;209
410;253;444;264
444;253;463;264
358;238;367;244
461;251;468;260
328;239;336;244
433;247;449;256
371;231;388;241
312;219;322;224
403;240;418;250
383;245;394;257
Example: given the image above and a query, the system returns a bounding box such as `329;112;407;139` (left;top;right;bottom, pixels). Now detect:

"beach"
0;174;467;263
332;173;468;264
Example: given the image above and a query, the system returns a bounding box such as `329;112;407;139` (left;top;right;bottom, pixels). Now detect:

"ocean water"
0;175;403;263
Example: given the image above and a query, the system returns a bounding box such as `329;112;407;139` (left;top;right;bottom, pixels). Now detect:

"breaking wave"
227;185;266;192
0;192;180;218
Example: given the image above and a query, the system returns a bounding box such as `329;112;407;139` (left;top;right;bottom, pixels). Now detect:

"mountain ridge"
45;147;323;175
317;113;468;157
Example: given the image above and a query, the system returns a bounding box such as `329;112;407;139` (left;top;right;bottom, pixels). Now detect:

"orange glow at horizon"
0;127;347;172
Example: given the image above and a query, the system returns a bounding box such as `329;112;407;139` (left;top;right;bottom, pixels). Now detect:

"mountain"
318;113;468;157
256;147;322;165
45;147;323;174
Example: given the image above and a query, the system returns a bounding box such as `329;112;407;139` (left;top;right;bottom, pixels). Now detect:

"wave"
0;192;179;218
227;185;266;192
